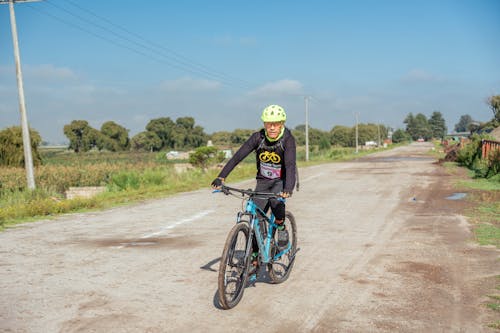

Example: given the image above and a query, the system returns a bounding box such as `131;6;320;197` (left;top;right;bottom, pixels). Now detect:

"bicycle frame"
237;196;291;264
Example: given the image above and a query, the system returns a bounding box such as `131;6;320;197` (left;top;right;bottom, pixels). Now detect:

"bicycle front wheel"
218;221;251;309
269;211;297;284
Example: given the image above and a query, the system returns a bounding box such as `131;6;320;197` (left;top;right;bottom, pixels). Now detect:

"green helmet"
261;104;286;122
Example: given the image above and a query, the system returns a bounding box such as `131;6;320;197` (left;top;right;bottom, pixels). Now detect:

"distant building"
221;149;233;159
365;141;377;147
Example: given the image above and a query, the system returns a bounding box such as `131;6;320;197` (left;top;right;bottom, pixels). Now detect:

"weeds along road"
1;142;498;333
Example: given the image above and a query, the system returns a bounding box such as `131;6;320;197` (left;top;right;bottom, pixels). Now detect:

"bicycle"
214;184;298;309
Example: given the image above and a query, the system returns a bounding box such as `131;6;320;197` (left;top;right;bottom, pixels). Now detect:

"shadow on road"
200;257;221;272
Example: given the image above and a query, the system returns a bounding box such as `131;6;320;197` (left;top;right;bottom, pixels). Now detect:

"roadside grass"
487;295;500;311
441;162;500;248
459;177;500;248
444;161;500;328
486;276;500;330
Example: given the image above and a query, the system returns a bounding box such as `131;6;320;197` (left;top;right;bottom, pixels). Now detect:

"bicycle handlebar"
215;185;281;199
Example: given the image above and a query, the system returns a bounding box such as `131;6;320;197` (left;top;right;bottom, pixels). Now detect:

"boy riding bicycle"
211;104;297;266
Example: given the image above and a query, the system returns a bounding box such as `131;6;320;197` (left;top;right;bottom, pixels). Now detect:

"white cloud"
248;79;304;97
400;69;443;83
160;76;221;92
25;64;77;81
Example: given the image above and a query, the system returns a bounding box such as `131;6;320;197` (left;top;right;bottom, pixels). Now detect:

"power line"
25;1;255;90
61;0;253;89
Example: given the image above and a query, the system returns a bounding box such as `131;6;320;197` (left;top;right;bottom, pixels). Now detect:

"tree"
318;136;331;150
330;125;353;147
210;131;232;146
308;127;330;146
404;113;432;140
292;124;331;148
130;131;162;152
146;117;176;149
357;123;379;145
428;111;447;139
100;121;130;151
230;129;253;145
487;94;500;123
391;128;411;143
186;125;207;148
292;126;305;145
63;120;102;153
454;114;473;132
176;116;195;130
145;116;207;150
0;126;42;167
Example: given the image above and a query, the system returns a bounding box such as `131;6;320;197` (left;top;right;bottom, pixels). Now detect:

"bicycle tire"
218;221;251;309
268;211;297;284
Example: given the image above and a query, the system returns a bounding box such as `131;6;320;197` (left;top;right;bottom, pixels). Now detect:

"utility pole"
1;0;41;190
354;112;359;153
377;123;381;147
304;96;310;162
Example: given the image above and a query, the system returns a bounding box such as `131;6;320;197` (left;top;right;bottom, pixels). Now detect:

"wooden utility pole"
1;0;42;189
354;112;359;153
304;96;310;161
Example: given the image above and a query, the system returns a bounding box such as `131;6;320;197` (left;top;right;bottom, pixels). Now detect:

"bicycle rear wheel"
268;211;297;284
218;221;251;309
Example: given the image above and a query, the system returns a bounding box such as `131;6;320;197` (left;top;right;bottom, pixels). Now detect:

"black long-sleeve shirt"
218;128;297;194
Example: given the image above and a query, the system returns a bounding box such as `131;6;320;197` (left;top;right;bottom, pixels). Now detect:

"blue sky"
0;0;499;143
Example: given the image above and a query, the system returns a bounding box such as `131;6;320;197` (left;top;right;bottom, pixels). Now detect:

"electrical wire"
25;0;255;90
62;0;254;89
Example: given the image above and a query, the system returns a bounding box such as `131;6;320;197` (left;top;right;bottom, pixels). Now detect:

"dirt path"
0;143;498;332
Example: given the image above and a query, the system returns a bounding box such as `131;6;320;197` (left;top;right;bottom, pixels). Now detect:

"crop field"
0;149;256;227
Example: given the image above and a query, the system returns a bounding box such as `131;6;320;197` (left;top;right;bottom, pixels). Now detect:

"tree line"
59;116;394;153
390;111;447;143
1;94;499;167
62;116;207;153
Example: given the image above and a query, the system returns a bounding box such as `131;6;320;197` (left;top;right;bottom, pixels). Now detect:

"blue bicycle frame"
237;196;291;263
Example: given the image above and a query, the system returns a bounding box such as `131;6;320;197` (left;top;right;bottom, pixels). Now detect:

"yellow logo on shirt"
259;151;281;163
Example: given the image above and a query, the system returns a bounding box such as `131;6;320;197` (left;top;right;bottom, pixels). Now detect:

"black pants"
254;178;285;220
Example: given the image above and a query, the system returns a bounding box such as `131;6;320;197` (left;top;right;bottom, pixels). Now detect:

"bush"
108;171;141;191
141;169;167;186
456;135;481;167
188;146;224;170
456;134;500;179
487;149;500;178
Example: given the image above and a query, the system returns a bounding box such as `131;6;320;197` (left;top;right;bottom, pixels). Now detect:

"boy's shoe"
277;224;289;249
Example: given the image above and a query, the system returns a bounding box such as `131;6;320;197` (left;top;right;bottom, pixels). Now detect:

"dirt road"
1;143;498;332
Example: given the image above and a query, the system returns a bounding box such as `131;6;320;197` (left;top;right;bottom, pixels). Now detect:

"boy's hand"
211;177;224;189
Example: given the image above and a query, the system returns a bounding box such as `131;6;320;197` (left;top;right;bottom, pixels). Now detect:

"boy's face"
264;121;284;139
